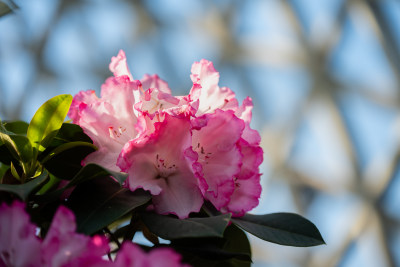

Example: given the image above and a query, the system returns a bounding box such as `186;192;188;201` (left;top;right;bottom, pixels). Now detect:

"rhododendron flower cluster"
69;50;263;219
0;201;188;267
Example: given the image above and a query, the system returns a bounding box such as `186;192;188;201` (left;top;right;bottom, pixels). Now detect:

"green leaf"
40;141;97;164
0;171;48;200
67;163;127;186
10;161;20;180
171;225;252;266
41;145;95;180
46;123;93;146
0;162;9;181
0;134;33;163
0;124;35;178
141;212;231;240
2;121;29;135
27;94;73;154
232;213;325;247
67;177;151;235
0;121;33;163
220;224;252;267
0;144;16;165
38;123;95;180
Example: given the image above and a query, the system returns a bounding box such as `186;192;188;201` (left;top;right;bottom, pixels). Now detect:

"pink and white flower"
68;75;141;171
191;109;244;210
114;242;189;267
41;206;110;267
69;50;263;218
0;201;110;267
0;201;190;266
0;201;41;267
189;59;238;115
118;114;203;219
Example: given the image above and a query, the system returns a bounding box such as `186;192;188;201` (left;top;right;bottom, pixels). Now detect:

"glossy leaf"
171;225;251;266
67;177;151;235
27;94;73;153
0;134;32;163
42;145;95;180
40;141;96;164
47;123;92;146
220;224;252;267
141;213;231;240
2;121;29;135
0;171;48;200
67;163;127;186
0;121;33;163
232;213;325;247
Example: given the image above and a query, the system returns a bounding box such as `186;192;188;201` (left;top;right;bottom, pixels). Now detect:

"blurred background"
1;0;400;266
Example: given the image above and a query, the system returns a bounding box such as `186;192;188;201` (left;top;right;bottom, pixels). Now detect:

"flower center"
194;142;212;164
154;154;178;179
108;126;127;145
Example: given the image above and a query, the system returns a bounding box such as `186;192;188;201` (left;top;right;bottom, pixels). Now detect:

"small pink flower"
118;114;203;219
0;201;41;267
42;206;110;267
114;242;190;267
0;202;111;267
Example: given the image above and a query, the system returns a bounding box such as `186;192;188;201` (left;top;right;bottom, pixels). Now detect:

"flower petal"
118;114;203;219
190;59;238;115
236;97;261;145
141;74;171;94
42;206;109;267
114;242;188;267
73;76;141;170
68;90;98;123
237;139;263;180
223;173;262;217
109;50;133;80
192;109;244;209
0;201;41;267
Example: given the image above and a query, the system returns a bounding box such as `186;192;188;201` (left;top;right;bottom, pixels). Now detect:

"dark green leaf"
42;146;95;180
141;212;231;240
67;177;151;235
0;144;15;165
232;213;325;247
40;141;97;164
0;163;9;181
38;123;93;161
67;163;128;186
0;171;48;200
50;123;93;145
3;121;29;135
220;224;252;267
0;129;33;163
171;225;252;267
27;94;73;154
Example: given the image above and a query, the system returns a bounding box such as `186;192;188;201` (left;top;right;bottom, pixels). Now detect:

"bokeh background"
1;0;400;266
